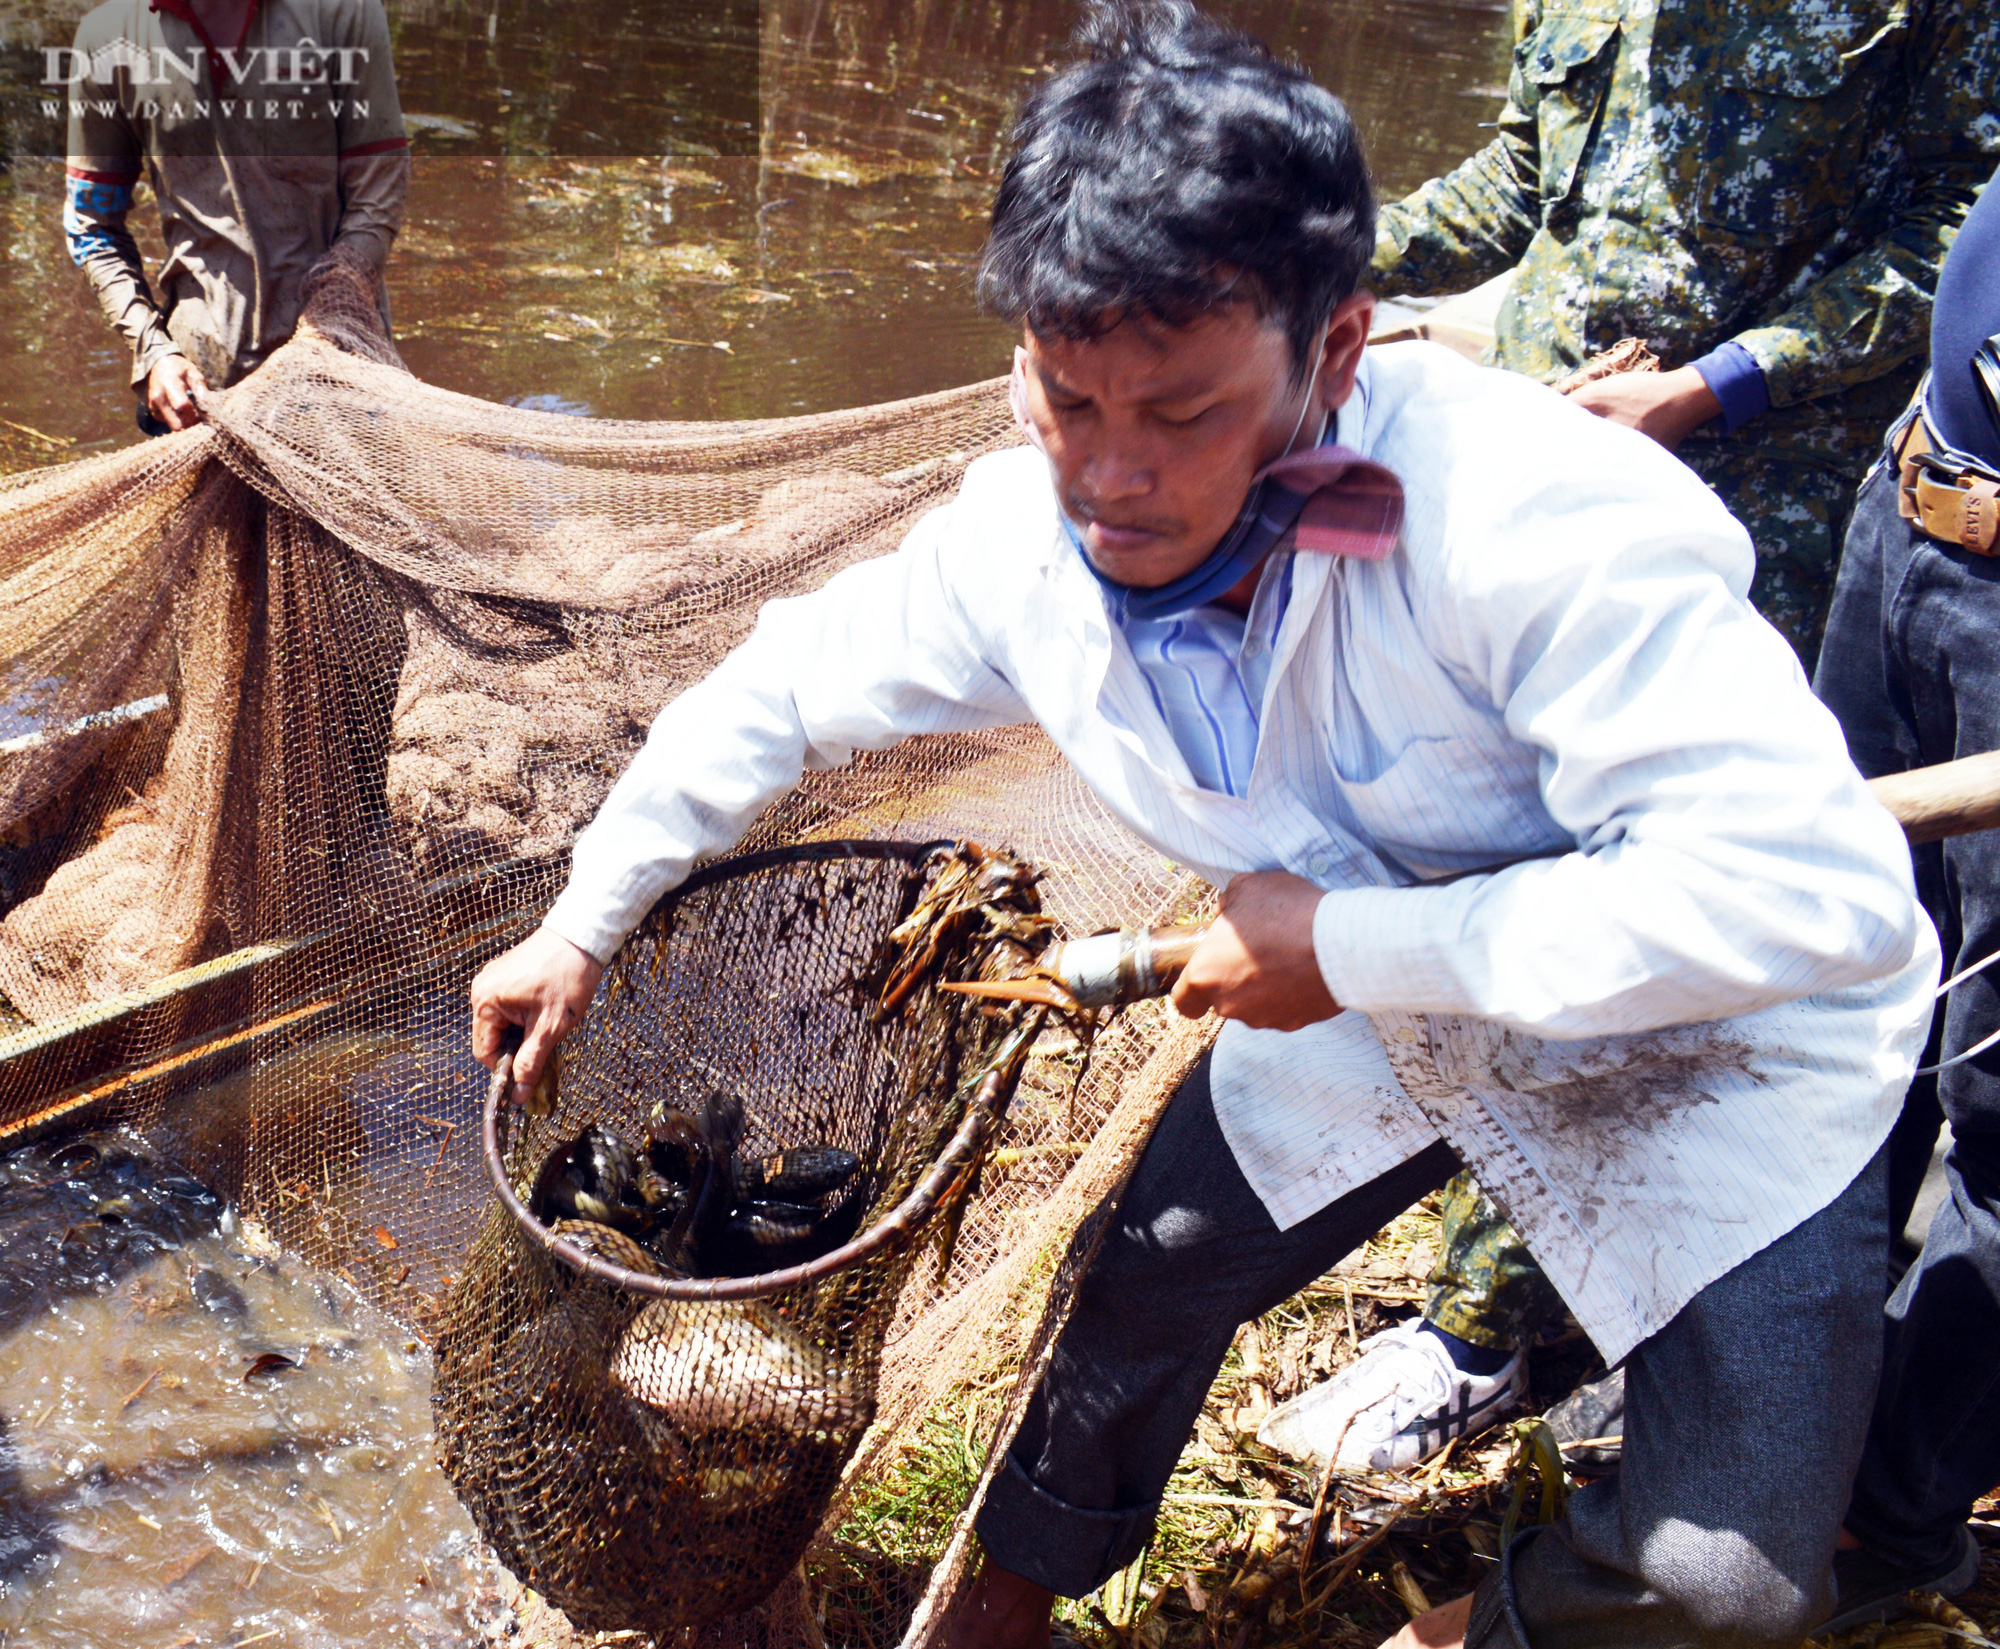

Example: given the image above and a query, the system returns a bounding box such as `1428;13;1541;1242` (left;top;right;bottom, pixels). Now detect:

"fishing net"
0;250;1217;1646
436;838;1062;1638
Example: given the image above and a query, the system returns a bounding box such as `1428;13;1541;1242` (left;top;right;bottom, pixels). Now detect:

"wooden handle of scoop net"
1869;749;2000;846
941;750;2000;1010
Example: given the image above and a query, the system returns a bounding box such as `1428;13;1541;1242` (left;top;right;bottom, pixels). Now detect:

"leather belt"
1897;415;2000;556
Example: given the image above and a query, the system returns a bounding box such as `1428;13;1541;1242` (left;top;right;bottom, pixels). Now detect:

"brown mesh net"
437;839;1068;1638
0;254;1216;1645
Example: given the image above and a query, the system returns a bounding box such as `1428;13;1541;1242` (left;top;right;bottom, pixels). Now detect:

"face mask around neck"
1008;347;1405;621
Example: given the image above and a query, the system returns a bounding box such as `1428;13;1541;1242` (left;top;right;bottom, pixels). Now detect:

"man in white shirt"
469;5;1936;1645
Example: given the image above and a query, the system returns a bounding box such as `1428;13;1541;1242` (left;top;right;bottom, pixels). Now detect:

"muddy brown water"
0;0;1509;456
0;2;1510;1642
0;1132;495;1649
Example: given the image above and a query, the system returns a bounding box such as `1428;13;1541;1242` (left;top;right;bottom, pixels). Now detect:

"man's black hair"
978;0;1376;380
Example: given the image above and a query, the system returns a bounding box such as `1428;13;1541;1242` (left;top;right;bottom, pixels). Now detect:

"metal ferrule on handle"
1048;925;1205;1008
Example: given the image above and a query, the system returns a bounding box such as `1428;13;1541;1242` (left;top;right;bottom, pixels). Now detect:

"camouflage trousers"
1422;1171;1568;1351
1678;446;1863;671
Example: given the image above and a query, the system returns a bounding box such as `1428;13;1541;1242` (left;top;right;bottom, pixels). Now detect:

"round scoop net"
434;840;1054;1639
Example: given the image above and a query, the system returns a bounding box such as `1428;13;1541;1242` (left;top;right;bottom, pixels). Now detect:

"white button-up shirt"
549;343;1937;1363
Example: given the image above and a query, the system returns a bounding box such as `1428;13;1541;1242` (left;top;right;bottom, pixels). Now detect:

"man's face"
1017;291;1373;588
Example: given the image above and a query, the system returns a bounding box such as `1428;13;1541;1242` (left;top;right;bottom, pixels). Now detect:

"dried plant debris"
823;1196;2000;1649
1552;336;1662;396
875;840;1056;1018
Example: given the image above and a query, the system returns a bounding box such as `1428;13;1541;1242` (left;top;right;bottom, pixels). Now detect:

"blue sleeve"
1690;341;1772;436
62;170;136;268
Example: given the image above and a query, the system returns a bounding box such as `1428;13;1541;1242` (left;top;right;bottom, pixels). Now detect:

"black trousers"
976;1056;1888;1647
1816;439;2000;1568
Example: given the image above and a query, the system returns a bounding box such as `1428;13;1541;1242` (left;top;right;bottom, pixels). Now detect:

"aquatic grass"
834;1399;989;1570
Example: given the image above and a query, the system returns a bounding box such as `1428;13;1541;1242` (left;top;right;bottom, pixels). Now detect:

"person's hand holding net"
471;928;604;1108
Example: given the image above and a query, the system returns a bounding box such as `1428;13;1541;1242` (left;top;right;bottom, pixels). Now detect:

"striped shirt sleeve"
1312;424;1922;1037
545;500;1032;962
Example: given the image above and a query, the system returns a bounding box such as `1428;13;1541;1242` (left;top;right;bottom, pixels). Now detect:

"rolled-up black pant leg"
1468;1141;1889;1649
974;1052;1458;1596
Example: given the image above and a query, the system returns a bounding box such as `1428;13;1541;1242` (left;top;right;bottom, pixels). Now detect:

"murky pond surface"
0;1131;490;1648
0;0;1510;464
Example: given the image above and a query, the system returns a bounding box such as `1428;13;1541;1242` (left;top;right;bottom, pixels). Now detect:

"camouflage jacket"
1373;0;2000;473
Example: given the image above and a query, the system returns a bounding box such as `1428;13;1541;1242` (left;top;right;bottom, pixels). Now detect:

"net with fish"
0;249;1216;1646
438;838;1066;1638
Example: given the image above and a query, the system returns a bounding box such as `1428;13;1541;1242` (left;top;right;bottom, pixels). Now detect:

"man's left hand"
1170;869;1339;1031
1564;363;1721;452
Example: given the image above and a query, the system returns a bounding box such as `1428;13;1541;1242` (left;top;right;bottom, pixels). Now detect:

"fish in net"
433;840;1085;1638
0;249;1219;1648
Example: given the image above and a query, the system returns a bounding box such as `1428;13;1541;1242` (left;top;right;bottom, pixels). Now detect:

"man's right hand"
470;926;605;1107
145;353;209;431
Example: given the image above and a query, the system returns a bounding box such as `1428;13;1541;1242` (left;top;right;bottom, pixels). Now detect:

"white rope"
1915;942;2000;1074
1936;941;2000;997
1915;1018;2000;1077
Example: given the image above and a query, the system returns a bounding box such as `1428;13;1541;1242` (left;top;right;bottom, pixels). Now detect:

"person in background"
1378;0;1995;665
1811;168;2000;1630
62;0;409;435
1266;0;2000;1477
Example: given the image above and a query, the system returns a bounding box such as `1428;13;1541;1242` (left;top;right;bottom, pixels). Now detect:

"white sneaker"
1255;1321;1525;1472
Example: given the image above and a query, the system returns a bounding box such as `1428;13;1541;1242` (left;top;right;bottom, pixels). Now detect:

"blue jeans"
1815;434;2000;1568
